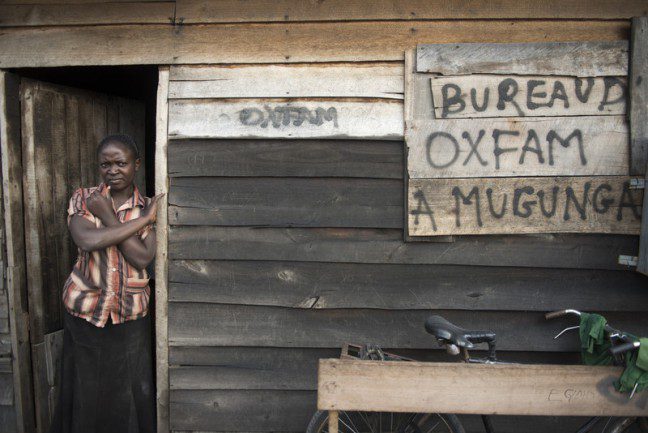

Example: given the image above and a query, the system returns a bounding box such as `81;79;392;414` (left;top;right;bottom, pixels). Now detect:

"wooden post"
630;17;648;177
329;410;339;433
155;66;170;433
631;17;648;275
0;71;36;432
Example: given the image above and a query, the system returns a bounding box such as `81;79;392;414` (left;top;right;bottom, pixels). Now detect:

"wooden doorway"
1;71;149;433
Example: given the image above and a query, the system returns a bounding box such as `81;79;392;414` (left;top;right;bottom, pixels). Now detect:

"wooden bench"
318;359;648;433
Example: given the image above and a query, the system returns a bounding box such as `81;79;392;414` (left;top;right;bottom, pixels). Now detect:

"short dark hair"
97;134;140;159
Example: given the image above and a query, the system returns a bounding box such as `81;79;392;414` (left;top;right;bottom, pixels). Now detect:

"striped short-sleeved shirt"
63;183;152;327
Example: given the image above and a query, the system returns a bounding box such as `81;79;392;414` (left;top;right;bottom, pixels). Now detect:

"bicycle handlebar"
545;309;582;320
546;309;641;357
609;341;641;356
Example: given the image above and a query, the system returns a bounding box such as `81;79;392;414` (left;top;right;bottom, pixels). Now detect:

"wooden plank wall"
165;61;648;433
0;2;647;433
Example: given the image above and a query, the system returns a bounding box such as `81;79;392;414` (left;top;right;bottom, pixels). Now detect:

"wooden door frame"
154;66;170;433
0;70;37;433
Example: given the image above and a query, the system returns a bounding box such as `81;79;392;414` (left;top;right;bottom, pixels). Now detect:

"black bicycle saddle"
425;315;496;348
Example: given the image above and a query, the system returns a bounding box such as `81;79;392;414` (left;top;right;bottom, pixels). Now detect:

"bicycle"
306;309;647;433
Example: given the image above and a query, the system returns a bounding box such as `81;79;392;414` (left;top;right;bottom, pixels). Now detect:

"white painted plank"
416;41;629;76
407;116;629;178
169;64;404;99
408;176;642;236
168;99;404;140
431;75;627;118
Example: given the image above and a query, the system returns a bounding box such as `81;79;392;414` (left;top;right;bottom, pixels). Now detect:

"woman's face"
98;141;140;192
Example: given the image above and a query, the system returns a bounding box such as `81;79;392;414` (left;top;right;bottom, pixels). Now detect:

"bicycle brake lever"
554;325;580;340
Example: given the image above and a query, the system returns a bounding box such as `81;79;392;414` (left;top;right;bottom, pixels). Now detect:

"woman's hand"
86;189;115;222
141;193;165;224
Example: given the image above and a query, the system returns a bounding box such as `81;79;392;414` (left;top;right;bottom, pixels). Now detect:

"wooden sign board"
408;176;642;236
318;359;648;416
406;43;633;237
168;99;403;140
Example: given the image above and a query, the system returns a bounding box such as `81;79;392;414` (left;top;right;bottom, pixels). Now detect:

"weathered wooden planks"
168;304;648;351
171;365;315;391
0;2;174;26
0;372;14;407
175;0;648;22
0;0;163;3
0;406;17;433
407;117;629;178
169;64;404;99
169;177;403;228
20;83;57;433
167;139;403;178
171;390;316;431
0;292;8;334
431;75;627;118
169;348;582;391
0;334;11;357
0;21;629;68
408;177;642;236
169;346;579;369
168;99;403;140
169;347;340;369
318;359;648;416
0;71;36;433
417;41;629;76
167;391;606;433
168;260;648;311
169;226;638;270
21;83;48;342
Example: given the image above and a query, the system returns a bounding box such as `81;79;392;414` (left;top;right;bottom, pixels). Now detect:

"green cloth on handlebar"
615;346;648;394
578;314;647;394
637;338;648;371
579;313;613;366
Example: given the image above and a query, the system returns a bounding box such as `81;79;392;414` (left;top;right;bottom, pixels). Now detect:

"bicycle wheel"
603;417;648;433
305;410;466;433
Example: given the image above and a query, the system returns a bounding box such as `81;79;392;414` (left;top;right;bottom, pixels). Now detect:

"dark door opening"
5;65;158;433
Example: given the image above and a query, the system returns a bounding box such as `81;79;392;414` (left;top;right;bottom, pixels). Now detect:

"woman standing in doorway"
49;134;163;433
